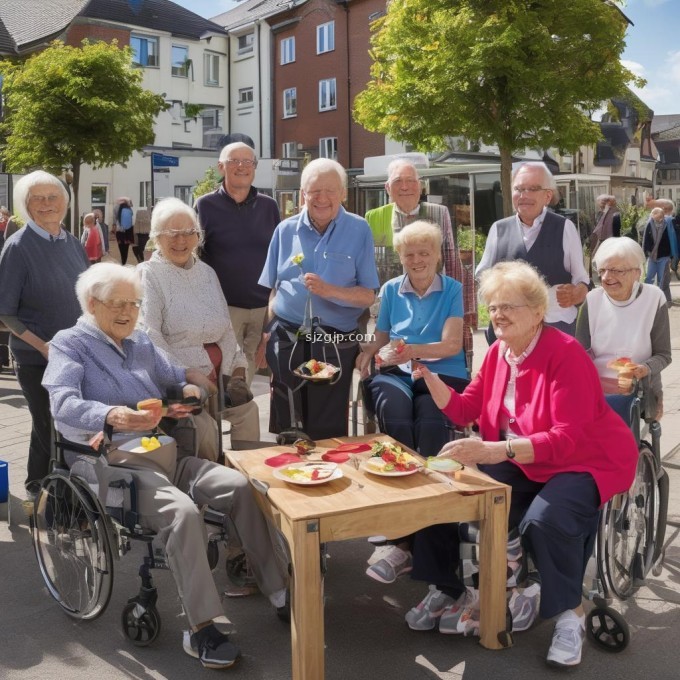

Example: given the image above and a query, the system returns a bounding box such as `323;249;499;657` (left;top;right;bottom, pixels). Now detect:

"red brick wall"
271;0;384;169
65;22;130;48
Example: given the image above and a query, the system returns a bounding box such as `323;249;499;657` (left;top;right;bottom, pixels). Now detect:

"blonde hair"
478;261;549;317
393;220;442;259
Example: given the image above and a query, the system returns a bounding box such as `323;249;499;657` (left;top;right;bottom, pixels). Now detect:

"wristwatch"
505;438;516;459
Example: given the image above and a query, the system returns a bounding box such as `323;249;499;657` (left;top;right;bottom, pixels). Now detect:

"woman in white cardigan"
138;197;260;459
576;237;671;422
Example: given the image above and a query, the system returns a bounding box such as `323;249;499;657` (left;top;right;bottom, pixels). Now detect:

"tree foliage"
354;0;644;215
193;165;222;201
0;40;167;227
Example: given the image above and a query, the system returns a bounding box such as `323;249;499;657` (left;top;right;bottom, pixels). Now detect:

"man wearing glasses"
365;158;476;371
476;161;589;338
196;142;280;385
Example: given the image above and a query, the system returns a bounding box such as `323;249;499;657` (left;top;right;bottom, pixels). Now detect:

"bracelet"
505;438;516;459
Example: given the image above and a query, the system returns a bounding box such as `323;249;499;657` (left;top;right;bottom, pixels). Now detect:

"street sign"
152;153;179;168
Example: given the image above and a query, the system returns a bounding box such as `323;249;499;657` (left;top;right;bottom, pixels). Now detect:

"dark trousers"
605;393;636;427
133;233;150;262
16;363;52;488
265;325;359;440
366;371;468;457
412;462;600;619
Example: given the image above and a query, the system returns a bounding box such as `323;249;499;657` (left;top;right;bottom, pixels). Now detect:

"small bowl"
426;457;462;473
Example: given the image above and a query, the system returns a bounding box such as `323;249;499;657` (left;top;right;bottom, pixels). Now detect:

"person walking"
113;197;136;265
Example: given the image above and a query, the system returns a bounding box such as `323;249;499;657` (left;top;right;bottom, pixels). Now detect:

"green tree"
354;0;643;215
0;40;166;229
193;165;222;201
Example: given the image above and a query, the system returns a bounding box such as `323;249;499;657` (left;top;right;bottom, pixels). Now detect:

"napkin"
264;453;302;467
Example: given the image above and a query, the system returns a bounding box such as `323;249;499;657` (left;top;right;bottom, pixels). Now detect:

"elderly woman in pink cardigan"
407;261;637;670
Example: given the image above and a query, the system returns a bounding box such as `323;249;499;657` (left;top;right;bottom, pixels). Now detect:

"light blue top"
42;318;186;442
258;206;379;332
376;274;467;379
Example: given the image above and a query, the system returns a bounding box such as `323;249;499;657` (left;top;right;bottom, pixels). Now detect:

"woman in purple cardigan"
407;261;638;669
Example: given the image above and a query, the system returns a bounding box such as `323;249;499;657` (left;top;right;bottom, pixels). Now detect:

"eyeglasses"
222;159;257;168
487;304;529;315
513;186;549;194
28;194;61;204
159;228;200;239
389;177;420;186
96;298;142;311
597;268;636;277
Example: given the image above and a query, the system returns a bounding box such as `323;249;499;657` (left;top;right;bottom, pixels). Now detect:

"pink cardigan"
442;327;637;505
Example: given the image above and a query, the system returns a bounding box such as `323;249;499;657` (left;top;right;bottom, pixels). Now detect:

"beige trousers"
228;305;268;385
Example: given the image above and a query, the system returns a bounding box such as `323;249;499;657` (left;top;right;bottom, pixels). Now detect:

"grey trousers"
72;454;288;628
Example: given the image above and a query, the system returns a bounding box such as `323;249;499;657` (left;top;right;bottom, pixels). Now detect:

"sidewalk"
1;285;679;679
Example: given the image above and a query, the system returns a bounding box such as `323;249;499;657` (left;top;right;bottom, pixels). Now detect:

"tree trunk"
499;146;514;218
71;162;81;239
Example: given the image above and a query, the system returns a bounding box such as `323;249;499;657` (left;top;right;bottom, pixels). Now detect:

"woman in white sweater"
576;237;671;422
138;197;259;459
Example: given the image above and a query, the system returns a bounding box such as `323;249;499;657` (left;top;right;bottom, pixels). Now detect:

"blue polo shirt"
377;273;467;379
258;206;379;332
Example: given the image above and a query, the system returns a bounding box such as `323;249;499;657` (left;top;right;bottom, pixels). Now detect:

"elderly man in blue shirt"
257;158;379;441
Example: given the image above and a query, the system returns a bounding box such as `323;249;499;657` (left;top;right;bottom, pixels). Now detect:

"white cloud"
621;59;647;79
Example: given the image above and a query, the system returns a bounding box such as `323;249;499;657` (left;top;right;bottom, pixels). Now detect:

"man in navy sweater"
196;143;280;385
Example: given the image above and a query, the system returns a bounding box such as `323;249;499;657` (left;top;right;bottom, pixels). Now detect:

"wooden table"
227;435;511;680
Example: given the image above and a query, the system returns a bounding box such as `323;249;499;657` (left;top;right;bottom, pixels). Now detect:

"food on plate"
296;360;339;380
426;457;462;472
294;438;315;455
366;441;420;472
280;462;337;482
131;436;162;454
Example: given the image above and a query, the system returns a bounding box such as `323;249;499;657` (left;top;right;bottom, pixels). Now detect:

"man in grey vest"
476;162;589;338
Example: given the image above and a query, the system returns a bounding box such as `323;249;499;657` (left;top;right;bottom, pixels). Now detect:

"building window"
317;21;335;54
204;52;220;86
319;78;336;111
319;137;338;160
283;88;297;118
282;142;298;159
174;186;193;205
201;108;224;148
238;87;254;105
130;34;159;67
281;37;295;64
237;33;254;55
172;45;189;77
139;181;152;208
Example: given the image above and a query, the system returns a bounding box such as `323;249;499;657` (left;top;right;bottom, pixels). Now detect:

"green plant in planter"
184;103;204;119
457;228;487;264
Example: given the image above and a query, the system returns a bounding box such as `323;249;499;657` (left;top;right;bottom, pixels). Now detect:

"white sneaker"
365;545;412;584
405;585;455;631
439;587;479;635
508;582;540;632
546;610;585;668
367;544;396;566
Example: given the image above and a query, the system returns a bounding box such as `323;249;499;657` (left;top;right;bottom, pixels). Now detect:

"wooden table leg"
282;515;325;679
477;487;512;649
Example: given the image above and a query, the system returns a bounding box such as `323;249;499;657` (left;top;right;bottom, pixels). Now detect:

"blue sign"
152;153;179;168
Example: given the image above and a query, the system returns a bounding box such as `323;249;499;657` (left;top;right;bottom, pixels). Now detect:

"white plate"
273;462;343;486
360;461;422;477
425;458;463;473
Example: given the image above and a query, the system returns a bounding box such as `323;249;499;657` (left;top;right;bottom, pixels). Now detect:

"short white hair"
386;158;419;183
300;158;347;192
75;263;142;319
149;197;202;241
511;162;557;193
13;171;69;224
593;236;644;270
218;142;257;164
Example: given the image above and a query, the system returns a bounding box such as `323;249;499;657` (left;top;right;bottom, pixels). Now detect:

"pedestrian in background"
132;206;151;262
0;206;10;251
0;170;89;500
113;197;136;265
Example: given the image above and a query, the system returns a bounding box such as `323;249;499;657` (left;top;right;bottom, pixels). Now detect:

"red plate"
264;453;302;467
321;451;350;463
333;443;372;453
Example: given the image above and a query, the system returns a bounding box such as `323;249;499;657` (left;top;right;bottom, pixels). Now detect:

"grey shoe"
365;545;412;584
439;587;479;635
546;611;585;668
405;585;455;631
184;624;241;669
508;582;541;632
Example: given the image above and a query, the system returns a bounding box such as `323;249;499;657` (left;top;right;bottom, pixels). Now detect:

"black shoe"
184;624;241;669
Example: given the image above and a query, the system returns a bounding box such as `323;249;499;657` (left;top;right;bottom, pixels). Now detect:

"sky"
175;0;680;115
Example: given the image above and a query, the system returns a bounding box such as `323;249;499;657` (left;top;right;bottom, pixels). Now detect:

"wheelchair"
583;379;669;653
31;417;235;647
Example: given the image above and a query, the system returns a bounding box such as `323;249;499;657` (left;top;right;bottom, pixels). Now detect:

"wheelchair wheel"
33;473;114;620
603;446;656;599
586;606;629;652
651;466;669;571
122;602;161;647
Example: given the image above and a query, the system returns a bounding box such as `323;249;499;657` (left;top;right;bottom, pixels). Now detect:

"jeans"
646;256;670;288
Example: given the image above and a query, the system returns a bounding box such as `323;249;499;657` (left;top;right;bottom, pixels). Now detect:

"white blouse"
138;251;247;377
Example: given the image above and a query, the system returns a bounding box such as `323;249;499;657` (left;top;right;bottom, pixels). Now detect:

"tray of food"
361;441;422;476
293;359;340;382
